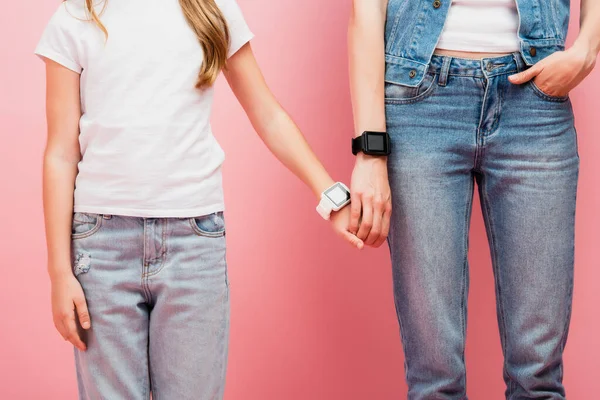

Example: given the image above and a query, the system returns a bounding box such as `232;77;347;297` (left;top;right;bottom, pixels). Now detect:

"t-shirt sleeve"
218;0;254;58
34;2;82;73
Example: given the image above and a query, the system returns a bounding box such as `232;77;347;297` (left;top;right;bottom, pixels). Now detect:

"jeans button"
433;0;442;8
529;47;537;57
486;63;494;72
409;70;417;78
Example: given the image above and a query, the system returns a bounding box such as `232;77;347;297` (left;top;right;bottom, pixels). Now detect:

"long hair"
84;0;230;89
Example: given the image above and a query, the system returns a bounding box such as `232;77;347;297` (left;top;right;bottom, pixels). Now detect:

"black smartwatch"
352;131;391;156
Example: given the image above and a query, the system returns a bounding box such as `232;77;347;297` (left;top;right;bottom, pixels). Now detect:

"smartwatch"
316;182;351;220
352;131;391;156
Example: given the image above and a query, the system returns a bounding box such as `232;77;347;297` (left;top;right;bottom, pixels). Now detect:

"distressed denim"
386;54;578;399
71;212;229;400
385;0;570;86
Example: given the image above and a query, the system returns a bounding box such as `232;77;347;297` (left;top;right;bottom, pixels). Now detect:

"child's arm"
43;59;89;351
223;44;363;249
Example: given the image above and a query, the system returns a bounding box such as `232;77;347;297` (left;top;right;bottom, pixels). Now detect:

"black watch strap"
352;131;391;156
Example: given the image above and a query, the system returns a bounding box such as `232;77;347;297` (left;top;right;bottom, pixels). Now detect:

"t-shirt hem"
35;48;82;74
73;204;226;218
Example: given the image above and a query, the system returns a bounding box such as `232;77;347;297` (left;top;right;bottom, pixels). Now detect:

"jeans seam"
145;219;168;278
480;175;514;397
460;176;474;393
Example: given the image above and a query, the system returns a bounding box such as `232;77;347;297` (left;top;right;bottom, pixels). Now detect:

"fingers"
356;195;373;241
373;201;392;248
348;192;362;235
341;230;364;250
509;63;543;84
365;196;385;246
74;296;91;330
57;311;87;351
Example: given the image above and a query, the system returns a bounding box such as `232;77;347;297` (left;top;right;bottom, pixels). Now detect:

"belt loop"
512;51;525;72
438;56;452;87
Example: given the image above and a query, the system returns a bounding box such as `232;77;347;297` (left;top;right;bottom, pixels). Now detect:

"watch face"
365;132;387;153
325;183;350;208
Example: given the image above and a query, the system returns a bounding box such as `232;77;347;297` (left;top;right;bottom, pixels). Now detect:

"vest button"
409;70;417;78
529;47;537;57
433;0;442;8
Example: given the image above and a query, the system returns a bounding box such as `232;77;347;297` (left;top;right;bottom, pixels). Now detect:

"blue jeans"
385;54;578;399
71;212;229;400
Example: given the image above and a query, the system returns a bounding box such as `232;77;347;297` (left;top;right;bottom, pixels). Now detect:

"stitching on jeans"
141;220;151;303
460;176;474;393
71;216;103;240
480;175;516;397
528;80;569;102
146;219;168;278
188;216;226;238
385;74;438;105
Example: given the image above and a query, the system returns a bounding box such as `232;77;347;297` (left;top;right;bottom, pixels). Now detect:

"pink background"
1;1;598;398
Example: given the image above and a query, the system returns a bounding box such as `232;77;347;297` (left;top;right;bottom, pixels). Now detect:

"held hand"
330;205;364;249
349;154;392;247
509;41;597;97
51;273;90;351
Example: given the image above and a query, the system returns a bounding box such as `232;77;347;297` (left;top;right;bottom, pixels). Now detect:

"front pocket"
528;80;569;102
189;212;226;237
71;213;102;240
385;72;437;104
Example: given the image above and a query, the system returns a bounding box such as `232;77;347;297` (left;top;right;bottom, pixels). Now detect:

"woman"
36;0;361;398
348;0;598;398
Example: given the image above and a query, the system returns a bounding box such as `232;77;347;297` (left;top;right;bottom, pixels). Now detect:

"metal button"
486;63;494;72
529;47;537;57
433;0;442;8
409;70;417;78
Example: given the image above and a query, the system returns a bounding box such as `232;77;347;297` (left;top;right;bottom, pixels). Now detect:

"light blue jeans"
71;212;229;400
386;54;578;399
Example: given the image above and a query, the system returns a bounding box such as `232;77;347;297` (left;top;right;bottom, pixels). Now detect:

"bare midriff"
434;49;512;59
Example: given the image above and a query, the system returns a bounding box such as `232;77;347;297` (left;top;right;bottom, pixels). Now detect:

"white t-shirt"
35;0;253;217
437;0;520;53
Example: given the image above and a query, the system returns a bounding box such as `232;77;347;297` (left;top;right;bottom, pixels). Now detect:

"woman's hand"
51;273;90;351
509;41;597;97
330;206;365;250
349;154;392;248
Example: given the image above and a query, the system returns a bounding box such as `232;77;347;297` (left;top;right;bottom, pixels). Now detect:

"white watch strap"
316;198;333;220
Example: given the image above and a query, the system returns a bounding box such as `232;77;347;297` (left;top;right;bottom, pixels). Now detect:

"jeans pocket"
189;212;226;237
528;80;569;102
71;212;102;240
385;72;437;104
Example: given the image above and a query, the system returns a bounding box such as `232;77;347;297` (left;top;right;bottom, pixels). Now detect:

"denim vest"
385;0;570;86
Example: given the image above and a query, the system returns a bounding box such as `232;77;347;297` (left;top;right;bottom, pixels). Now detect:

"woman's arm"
43;59;90;351
347;0;392;248
223;44;363;248
509;0;599;94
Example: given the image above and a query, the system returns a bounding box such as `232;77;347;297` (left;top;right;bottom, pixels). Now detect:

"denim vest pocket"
528;80;569;102
72;212;102;240
189;212;226;237
385;72;437;105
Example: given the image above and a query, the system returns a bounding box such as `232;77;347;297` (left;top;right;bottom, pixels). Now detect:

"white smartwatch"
316;182;351;220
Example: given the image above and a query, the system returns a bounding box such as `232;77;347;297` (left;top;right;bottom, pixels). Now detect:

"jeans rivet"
433;0;442;8
409;70;417;78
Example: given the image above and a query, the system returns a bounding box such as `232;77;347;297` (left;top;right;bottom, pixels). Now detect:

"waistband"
428;52;527;80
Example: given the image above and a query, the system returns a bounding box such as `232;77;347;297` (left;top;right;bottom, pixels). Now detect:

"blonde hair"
84;0;230;89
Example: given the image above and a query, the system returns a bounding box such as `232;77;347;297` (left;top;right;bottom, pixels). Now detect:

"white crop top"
436;0;520;53
35;0;254;218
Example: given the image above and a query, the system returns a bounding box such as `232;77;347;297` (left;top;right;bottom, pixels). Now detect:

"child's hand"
51;273;90;351
330;206;364;249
